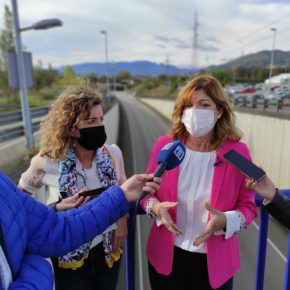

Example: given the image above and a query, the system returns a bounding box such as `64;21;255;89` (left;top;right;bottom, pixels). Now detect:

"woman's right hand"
152;202;183;236
55;194;91;211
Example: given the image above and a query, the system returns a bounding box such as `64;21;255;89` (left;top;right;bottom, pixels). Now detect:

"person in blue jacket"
0;172;160;290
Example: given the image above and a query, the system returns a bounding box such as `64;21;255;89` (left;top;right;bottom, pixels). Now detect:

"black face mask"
77;125;107;151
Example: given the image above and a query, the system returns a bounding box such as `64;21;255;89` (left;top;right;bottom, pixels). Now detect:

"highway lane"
116;92;287;290
116;92;169;290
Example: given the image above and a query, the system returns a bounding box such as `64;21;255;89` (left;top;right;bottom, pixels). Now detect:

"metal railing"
0;106;51;143
0;97;116;143
0;106;50;126
126;190;290;290
232;94;290;115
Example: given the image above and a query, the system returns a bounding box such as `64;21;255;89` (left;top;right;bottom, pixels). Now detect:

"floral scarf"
58;146;118;268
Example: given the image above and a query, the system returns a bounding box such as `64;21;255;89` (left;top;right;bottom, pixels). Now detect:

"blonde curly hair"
39;86;102;161
170;74;242;149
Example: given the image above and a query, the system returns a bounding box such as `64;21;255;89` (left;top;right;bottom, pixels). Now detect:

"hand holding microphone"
140;140;186;200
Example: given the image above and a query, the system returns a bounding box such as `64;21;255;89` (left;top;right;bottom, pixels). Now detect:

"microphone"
140;140;186;199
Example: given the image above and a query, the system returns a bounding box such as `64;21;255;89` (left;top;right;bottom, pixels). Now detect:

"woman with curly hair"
140;74;257;290
19;86;127;290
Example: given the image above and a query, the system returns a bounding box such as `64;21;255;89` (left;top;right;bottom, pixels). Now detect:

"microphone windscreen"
157;140;186;170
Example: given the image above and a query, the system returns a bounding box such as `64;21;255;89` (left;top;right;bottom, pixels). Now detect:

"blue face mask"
77;125;107;151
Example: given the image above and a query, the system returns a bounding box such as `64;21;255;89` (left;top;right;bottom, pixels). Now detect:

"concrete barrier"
141;98;290;188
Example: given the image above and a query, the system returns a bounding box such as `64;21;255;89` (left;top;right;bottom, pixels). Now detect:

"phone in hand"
223;149;266;181
78;187;108;199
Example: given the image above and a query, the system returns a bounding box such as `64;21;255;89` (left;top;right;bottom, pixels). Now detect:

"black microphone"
140;140;186;200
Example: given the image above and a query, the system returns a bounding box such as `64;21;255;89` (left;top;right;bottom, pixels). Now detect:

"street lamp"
268;27;277;90
20;19;62;32
11;0;62;148
100;30;110;98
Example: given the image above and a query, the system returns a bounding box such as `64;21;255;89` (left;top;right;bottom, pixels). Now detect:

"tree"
58;65;76;86
0;4;16;102
0;4;14;71
117;70;130;80
58;65;88;87
211;68;232;85
34;63;58;89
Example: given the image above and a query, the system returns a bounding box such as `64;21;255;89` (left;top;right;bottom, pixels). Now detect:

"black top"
264;190;290;229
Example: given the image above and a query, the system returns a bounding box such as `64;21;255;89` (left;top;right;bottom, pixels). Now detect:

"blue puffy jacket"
0;172;129;290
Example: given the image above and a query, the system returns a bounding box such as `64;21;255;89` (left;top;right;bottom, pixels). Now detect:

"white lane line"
252;221;287;262
125;97;145;290
136;216;144;290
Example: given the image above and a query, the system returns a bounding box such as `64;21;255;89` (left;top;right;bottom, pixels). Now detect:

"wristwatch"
48;197;62;212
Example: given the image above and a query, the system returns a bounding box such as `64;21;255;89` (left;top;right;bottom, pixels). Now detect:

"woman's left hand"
193;202;227;247
112;215;128;252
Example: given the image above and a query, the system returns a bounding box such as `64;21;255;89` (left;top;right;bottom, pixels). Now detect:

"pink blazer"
140;135;257;289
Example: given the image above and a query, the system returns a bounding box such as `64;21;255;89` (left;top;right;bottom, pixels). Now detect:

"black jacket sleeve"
264;190;290;229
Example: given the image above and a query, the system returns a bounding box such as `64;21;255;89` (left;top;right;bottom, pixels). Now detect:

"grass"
0;87;62;113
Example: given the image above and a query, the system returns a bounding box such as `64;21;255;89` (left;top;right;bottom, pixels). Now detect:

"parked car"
239;86;256;94
245;93;264;108
279;91;290;100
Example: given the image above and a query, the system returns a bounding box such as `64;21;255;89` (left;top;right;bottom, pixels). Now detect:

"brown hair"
170;74;242;149
40;86;102;161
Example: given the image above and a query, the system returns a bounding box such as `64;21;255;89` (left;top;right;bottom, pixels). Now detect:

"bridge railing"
126;190;290;290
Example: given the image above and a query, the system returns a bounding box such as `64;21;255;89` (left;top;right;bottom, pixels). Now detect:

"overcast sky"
0;0;290;69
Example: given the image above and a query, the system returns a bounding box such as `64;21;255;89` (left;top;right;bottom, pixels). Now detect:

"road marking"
136;216;145;290
252;221;287;262
124;99;145;290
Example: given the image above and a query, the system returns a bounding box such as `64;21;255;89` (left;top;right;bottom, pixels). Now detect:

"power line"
232;13;290;43
227;5;282;37
220;25;290;57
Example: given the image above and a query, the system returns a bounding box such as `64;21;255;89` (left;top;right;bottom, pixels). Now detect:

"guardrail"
0;106;50;126
126;191;290;290
0;98;116;143
0;106;50;143
232;94;290;114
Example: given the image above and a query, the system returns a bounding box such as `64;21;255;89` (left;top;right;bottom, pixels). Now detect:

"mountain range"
220;49;290;69
58;61;195;76
57;50;290;76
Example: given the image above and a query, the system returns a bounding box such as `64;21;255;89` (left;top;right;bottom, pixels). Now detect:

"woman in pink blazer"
140;74;257;290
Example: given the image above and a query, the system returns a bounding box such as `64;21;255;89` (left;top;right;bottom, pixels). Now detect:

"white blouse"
174;148;244;253
175;149;216;253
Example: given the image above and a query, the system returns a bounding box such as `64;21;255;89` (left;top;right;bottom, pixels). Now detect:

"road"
116;92;288;290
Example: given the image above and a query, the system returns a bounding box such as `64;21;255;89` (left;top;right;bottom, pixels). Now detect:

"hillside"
221;50;290;68
58;61;195;76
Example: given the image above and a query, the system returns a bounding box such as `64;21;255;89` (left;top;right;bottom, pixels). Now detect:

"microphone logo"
174;146;185;161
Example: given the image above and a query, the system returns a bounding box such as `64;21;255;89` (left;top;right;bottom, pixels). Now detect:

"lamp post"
100;30;110;98
268;27;277;90
11;0;62;148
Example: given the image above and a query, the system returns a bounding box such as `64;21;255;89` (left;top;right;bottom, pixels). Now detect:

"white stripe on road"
252;221;287;262
125;97;145;290
136;216;145;290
